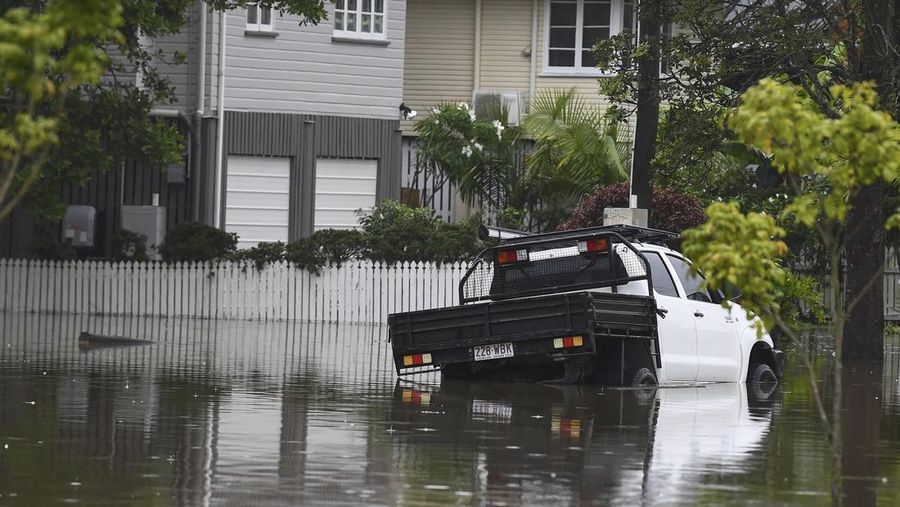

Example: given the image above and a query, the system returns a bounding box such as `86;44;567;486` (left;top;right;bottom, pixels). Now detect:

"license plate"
473;342;514;361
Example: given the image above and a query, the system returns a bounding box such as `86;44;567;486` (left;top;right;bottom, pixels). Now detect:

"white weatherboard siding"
225;156;291;248
221;0;406;119
314;159;377;230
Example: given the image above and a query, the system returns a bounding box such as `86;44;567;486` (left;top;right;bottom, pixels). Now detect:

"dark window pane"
550;27;576;48
348;0;357;10
582;27;609;47
583;1;611;25
375;0;383;13
582;50;597;68
550;1;577;25
363;0;371;12
247;4;257;24
666;254;714;302
261;7;271;25
549;49;575;67
336;0;344;9
645;253;679;297
623;4;634;32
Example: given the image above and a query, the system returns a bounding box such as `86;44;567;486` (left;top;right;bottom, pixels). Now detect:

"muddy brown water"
2;312;900;505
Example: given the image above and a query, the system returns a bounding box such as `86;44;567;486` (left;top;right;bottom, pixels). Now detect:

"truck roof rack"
483;224;679;246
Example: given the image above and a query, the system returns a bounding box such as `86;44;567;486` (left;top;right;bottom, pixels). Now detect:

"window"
334;0;386;40
666;254;716;303
247;3;274;32
644;252;679;298
545;0;635;73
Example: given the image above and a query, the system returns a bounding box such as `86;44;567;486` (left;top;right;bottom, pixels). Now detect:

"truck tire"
630;367;657;386
747;362;778;400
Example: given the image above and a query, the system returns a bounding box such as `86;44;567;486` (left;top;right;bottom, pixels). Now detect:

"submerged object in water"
78;332;153;350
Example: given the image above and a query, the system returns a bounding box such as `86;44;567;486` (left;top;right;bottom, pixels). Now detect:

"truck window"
665;254;715;303
644;252;679;297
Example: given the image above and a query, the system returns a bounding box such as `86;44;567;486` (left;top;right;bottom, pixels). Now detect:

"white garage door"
225;155;290;249
314;159;377;230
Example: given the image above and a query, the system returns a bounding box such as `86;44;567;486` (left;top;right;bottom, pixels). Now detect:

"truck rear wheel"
630;367;657;386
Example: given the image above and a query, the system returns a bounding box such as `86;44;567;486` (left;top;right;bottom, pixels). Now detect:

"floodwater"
2;314;900;506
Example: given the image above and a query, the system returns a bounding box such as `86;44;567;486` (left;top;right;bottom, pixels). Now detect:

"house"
0;0;408;256
399;0;644;220
402;0;643;129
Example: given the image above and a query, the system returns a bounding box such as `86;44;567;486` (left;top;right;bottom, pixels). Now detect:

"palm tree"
522;88;628;199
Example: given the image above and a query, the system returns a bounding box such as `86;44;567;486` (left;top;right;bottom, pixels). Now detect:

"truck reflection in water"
388;380;777;504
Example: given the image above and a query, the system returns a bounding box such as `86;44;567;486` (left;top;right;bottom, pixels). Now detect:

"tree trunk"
843;0;894;361
630;0;662;215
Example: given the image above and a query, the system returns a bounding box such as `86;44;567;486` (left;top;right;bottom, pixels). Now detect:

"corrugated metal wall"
221;111;401;239
0;160;193;259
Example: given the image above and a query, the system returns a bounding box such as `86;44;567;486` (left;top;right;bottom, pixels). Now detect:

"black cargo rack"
491;224;679;246
460;230;655;305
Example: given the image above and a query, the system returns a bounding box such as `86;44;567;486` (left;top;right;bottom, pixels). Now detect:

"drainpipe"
473;0;482;90
529;0;538;109
213;10;227;229
192;1;207;222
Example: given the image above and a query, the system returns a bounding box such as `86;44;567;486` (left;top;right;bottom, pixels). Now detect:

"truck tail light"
578;238;609;254
402;353;432;367
553;335;584;349
497;249;529;265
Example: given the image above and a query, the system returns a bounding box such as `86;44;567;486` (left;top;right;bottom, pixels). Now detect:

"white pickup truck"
388;225;783;386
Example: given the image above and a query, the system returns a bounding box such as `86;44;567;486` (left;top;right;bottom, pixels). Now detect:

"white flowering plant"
414;102;521;209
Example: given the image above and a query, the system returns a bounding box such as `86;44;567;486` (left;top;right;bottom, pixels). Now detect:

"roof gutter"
529;0;537;109
192;1;208;222
213;10;226;229
473;0;482;90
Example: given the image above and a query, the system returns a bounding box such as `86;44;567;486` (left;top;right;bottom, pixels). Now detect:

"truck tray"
389;291;658;375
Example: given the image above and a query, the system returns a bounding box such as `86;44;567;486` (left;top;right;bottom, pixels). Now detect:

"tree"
2;0;330;223
522;89;628;230
682;79;900;505
414;102;522;214
629;0;667;215
415;92;628;232
0;0;123;220
595;0;900;359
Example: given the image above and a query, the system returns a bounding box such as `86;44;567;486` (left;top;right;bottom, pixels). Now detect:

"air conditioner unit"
471;90;523;126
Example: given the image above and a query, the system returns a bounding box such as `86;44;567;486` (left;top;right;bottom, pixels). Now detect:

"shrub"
30;220;76;260
560;182;706;234
229;241;286;270
285;229;365;273
359;200;445;263
359;200;483;264
159;222;237;262
113;229;149;262
427;219;484;263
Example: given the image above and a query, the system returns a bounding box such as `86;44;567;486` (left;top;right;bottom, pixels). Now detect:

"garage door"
314;159;377;230
225;155;290;249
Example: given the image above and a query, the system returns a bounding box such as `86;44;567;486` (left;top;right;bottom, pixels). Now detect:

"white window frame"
333;0;387;40
542;0;634;77
246;3;274;32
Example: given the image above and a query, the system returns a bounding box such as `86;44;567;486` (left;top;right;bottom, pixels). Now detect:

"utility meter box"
121;205;167;260
62;205;97;248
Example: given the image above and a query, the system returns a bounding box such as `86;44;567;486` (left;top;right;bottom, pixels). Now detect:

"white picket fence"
0;259;468;324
